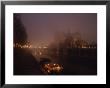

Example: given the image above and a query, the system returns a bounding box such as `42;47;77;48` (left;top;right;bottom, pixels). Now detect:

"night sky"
20;13;97;46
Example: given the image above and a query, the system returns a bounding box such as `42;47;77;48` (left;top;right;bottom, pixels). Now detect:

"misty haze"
14;13;97;75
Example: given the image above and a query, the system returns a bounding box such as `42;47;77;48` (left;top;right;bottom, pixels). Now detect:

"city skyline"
19;13;97;46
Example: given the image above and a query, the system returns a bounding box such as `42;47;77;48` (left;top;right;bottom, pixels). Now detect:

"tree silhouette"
14;14;43;75
14;14;27;45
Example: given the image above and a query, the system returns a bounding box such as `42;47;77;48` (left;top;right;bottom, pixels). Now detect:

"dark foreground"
14;48;97;75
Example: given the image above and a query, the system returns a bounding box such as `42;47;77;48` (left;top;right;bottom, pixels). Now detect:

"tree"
14;14;27;45
14;14;43;75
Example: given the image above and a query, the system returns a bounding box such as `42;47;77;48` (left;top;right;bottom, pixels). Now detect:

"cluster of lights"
14;43;96;49
81;46;96;49
37;46;48;49
14;43;32;48
42;63;63;74
14;43;49;50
